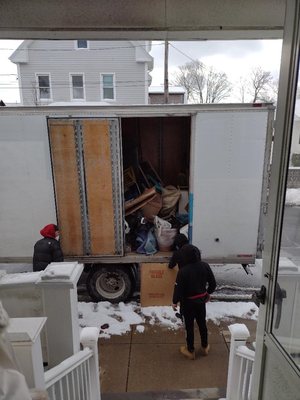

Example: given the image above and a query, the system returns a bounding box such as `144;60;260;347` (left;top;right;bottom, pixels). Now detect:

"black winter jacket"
168;249;186;270
33;237;63;272
169;247;201;270
172;261;216;304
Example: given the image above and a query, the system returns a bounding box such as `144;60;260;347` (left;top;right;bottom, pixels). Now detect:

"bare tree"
236;77;247;103
31;81;39;106
262;78;279;103
173;60;232;103
173;60;202;102
248;66;274;103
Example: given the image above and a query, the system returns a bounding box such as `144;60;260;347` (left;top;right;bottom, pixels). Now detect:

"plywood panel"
48;120;84;255
140;263;178;306
83;120;115;254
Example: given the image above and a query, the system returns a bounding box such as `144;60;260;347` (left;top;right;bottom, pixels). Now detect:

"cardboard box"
140;263;178;307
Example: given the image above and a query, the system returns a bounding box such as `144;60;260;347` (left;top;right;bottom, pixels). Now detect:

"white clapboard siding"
16;40;151;105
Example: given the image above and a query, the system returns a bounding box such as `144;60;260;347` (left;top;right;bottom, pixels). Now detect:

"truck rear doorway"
121;116;191;256
48;116;191;260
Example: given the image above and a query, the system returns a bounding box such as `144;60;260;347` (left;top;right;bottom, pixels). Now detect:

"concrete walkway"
98;317;257;399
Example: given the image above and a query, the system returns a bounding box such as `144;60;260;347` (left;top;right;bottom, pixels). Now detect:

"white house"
10;40;153;106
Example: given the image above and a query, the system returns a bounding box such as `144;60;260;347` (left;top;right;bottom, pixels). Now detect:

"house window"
37;74;51;100
101;74;115;100
71;74;85;100
76;40;88;49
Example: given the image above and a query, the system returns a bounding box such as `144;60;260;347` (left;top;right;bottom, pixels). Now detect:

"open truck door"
190;107;274;265
48;118;123;257
48;118;135;303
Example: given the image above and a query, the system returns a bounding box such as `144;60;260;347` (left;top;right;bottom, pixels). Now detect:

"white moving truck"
0;103;274;302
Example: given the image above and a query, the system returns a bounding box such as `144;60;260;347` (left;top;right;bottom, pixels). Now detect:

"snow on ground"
78;300;259;339
286;188;300;206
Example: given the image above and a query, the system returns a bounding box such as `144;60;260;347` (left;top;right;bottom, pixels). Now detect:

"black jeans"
182;300;208;352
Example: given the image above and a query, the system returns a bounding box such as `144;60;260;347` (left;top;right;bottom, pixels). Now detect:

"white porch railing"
45;327;101;400
226;323;255;400
0;262;84;368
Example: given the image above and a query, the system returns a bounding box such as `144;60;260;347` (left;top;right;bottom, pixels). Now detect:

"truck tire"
86;265;132;303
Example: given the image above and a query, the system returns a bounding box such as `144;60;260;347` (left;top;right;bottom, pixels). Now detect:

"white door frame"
251;0;300;398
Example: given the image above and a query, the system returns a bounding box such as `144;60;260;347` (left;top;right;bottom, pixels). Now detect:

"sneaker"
200;344;210;356
180;346;195;360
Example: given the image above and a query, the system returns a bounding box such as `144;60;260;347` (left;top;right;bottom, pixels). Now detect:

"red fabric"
188;291;208;300
40;224;57;239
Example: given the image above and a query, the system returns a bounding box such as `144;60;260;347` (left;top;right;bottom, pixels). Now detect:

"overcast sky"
150;39;283;102
0;39;283;103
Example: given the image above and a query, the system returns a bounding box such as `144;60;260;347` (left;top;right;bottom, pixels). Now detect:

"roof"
49;101;111;106
149;86;186;94
9;40;33;63
9;40;153;69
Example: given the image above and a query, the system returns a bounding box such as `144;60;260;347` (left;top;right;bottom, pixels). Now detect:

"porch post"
7;317;47;389
36;262;83;368
80;327;101;400
226;323;250;400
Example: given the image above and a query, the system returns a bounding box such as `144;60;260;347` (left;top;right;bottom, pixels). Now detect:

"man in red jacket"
172;244;216;360
33;224;63;271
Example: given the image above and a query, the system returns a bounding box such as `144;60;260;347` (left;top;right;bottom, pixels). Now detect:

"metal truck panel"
190;109;270;262
0;115;56;259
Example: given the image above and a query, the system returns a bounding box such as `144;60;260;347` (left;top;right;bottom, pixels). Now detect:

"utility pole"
164;40;169;104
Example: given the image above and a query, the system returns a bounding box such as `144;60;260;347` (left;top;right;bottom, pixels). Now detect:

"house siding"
18;40;150;105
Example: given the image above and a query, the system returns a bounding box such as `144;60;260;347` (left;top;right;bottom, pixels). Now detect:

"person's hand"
205;294;211;303
172;303;178;311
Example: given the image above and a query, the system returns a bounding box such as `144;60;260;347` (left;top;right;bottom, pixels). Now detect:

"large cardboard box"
140;263;178;307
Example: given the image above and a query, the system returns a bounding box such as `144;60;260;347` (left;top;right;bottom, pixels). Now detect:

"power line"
0;80;149;89
169;43;209;71
0;81;181;89
169;43;197;63
0;42;164;53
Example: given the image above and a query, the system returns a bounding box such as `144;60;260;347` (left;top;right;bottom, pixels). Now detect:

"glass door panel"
272;54;300;370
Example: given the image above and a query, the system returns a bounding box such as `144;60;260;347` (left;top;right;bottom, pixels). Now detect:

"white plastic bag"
154;216;177;251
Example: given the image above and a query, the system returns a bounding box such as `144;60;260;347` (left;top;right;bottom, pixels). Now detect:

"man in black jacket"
33;224;63;272
172;244;216;360
169;234;201;320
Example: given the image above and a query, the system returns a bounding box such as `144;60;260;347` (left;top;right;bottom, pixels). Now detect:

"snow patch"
78;301;259;338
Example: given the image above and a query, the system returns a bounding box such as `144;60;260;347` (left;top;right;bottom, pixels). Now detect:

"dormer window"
76;40;88;49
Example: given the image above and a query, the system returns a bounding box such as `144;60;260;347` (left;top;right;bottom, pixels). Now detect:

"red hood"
40;224;57;239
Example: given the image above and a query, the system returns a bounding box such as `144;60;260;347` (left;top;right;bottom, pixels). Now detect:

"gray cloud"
151;40;267;69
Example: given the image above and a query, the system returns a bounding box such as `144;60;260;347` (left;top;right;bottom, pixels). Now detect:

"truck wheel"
86;265;132;303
